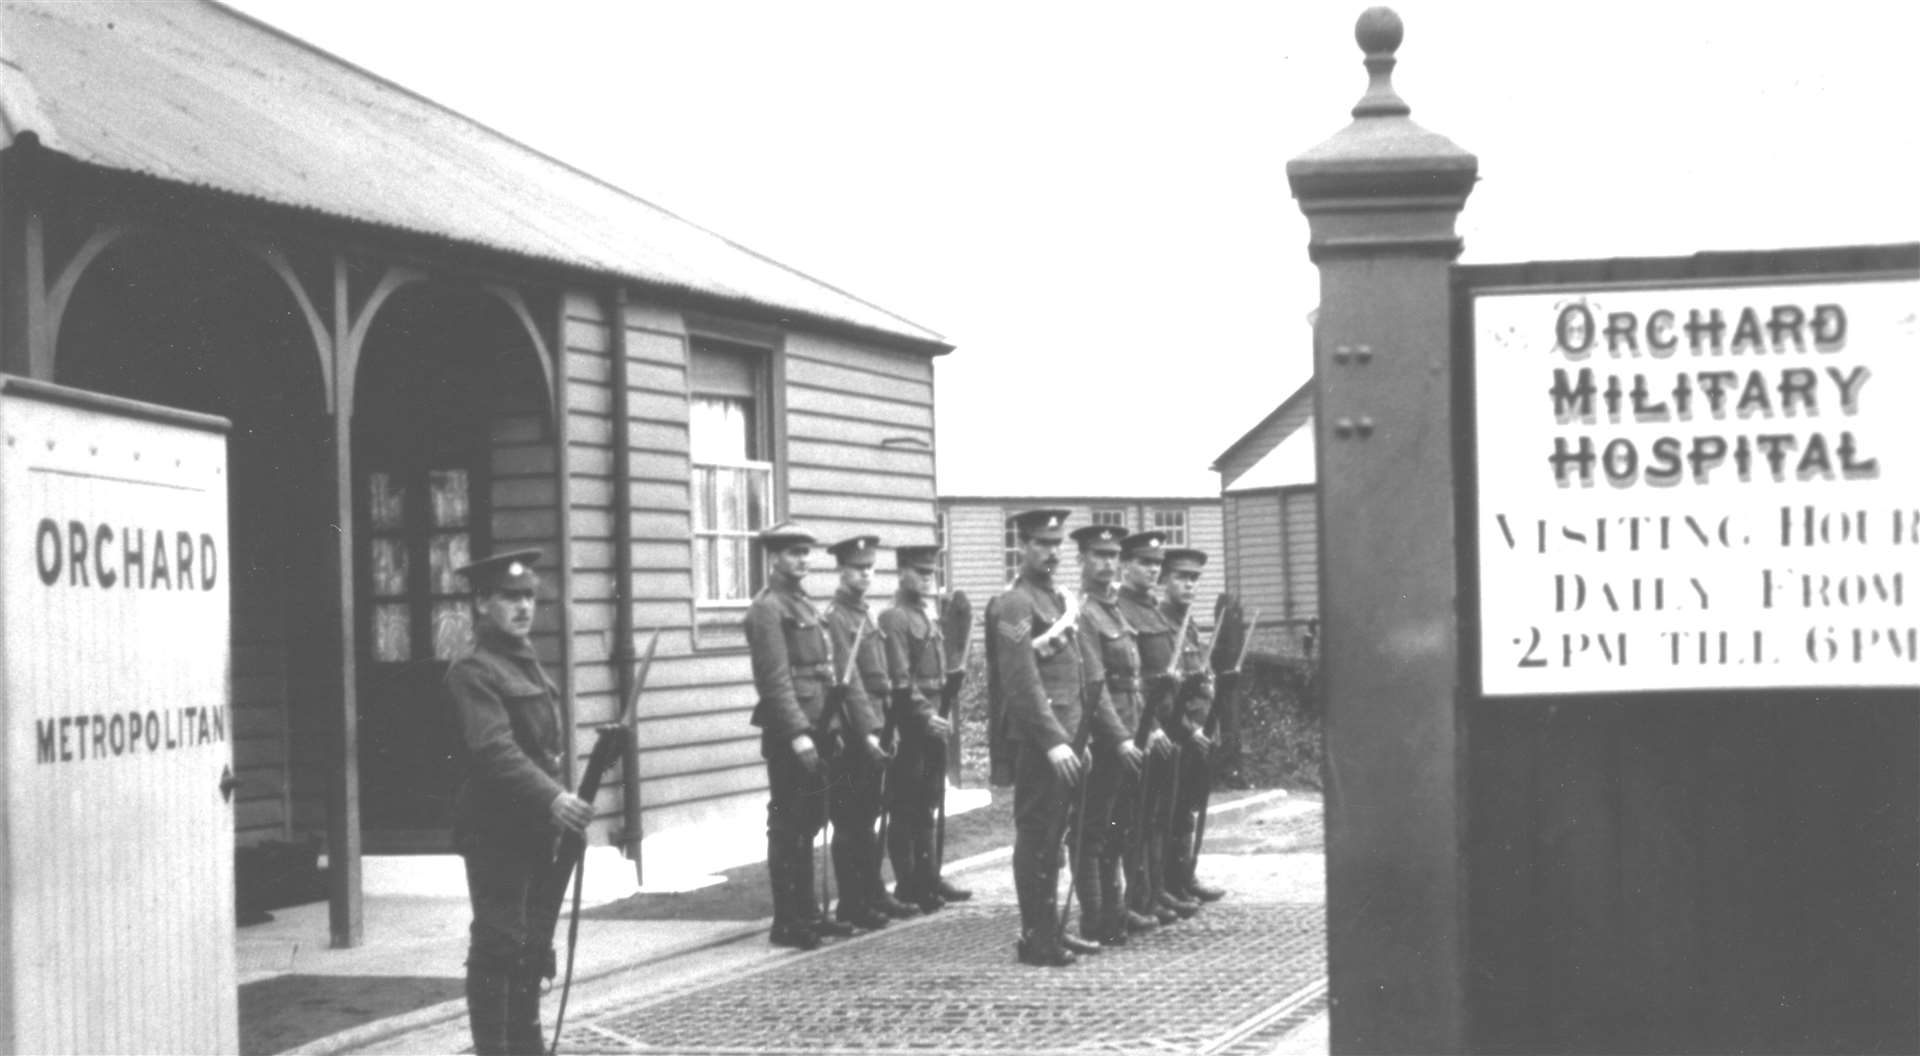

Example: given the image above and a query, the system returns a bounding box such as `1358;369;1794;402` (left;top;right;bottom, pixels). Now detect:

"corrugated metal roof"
0;0;947;349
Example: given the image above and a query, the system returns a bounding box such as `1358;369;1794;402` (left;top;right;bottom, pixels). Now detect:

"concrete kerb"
294;920;768;1056
292;787;1305;1055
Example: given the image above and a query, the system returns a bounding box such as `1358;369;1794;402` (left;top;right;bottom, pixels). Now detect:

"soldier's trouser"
1105;750;1144;927
462;838;562;1056
1070;744;1122;936
830;739;882;915
1167;739;1212;893
764;732;831;926
1011;741;1071;942
1131;747;1177;910
887;718;945;895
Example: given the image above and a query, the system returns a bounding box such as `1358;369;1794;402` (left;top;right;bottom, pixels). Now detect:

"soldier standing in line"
820;534;905;932
1159;547;1227;906
878;544;972;912
745;522;857;950
985;508;1090;967
447;549;590;1056
1068;524;1148;949
1115;535;1198;925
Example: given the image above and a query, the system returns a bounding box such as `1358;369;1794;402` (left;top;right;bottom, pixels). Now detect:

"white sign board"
1473;275;1919;696
0;380;235;1054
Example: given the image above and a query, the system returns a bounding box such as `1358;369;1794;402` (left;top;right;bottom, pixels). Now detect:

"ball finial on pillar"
1352;6;1411;118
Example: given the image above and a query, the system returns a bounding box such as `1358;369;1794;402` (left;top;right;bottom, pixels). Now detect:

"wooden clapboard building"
0;1;947;942
1211;380;1318;657
938;496;1225;635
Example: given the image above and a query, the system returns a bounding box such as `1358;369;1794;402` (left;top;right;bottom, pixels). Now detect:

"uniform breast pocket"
1101;629;1137;674
785;614;828;665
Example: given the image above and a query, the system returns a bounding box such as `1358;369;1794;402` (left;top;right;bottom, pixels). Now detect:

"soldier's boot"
1096;857;1129;945
1073;846;1104;943
464;966;513;1056
926;827;971;902
1013;865;1074;968
832;836;886;930
505;968;545;1056
768;835;821;950
887;814;918;900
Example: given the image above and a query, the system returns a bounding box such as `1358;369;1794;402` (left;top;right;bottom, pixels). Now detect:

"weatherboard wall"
559;292;942;854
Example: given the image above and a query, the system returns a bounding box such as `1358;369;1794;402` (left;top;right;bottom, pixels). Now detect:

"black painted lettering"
1777;368;1817;415
150;530;171;588
93;524;116;588
1685;308;1726;354
1556;303;1595;358
67;520;89;587
174;532;193;592
37;719;56;763
123;526;145;589
36;518;61;586
1550;368;1596;422
200;533;218;590
1811;304;1846;350
1647;310;1677;354
1604;312;1638;353
1767;305;1807;351
1730;306;1766;351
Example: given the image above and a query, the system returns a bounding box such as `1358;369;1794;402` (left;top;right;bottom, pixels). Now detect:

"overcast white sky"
227;0;1919;497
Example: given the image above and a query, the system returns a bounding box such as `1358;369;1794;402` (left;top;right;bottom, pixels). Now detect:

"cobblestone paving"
562;901;1324;1055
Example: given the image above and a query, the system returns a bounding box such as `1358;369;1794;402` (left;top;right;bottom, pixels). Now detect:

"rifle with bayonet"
1051;593;1095;948
1162;608;1219;886
538;627;661;1056
1192;608;1258;868
1137;602;1191;908
933;590;972;871
819;620;866;918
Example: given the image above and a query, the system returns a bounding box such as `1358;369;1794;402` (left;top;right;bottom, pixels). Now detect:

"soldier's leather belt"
793;663;833;678
1106;675;1142;692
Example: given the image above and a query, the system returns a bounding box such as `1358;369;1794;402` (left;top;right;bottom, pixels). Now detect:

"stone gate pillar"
1286;9;1476;1052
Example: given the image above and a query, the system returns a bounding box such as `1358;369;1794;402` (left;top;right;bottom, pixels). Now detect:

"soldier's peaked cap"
457;548;542;594
895;544;942;570
1011;508;1071;540
756;521;817;550
1162;547;1209;573
1121;530;1168;560
827;534;882;565
1070;524;1126;549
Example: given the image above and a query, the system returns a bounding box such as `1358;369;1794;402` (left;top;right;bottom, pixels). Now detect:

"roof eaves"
32;146;957;356
1208;377;1315;471
199;0;947;349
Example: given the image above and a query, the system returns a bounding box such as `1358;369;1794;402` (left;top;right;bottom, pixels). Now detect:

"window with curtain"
689;342;774;646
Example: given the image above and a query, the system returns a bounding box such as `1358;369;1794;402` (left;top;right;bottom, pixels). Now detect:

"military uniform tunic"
823;588;889;916
745;578;836;928
878;594;948;898
448;624;568;974
1116;583;1183;911
987;572;1088;945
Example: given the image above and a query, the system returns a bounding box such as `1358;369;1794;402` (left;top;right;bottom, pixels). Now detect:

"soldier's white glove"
791;732;820;772
549;791;593;834
1046;743;1084;786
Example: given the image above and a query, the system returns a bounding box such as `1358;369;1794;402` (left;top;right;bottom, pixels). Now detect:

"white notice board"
1472;274;1919;696
0;379;235;1054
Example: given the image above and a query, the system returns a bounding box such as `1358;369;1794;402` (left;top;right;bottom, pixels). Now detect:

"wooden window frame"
688;336;779;651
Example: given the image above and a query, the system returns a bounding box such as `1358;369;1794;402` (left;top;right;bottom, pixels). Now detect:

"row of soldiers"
745;507;1230;966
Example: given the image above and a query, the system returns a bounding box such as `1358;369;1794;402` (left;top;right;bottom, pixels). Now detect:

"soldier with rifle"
745;522;857;951
878;543;971;912
820;535;905;932
1115;534;1198;924
1068;524;1148;948
1159;548;1227;906
447;548;589;1056
985;508;1089;966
